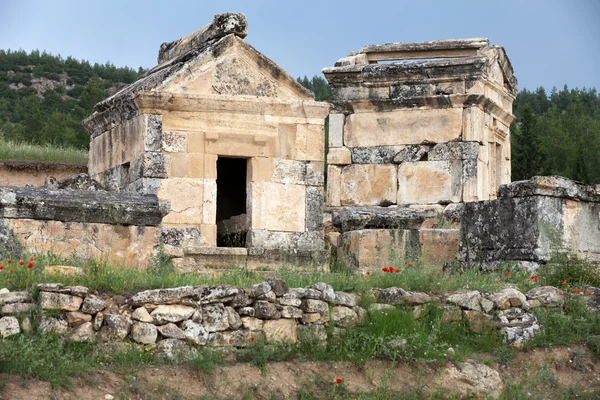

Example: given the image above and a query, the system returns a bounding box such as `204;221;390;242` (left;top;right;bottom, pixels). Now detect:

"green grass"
0;251;540;295
0;138;87;165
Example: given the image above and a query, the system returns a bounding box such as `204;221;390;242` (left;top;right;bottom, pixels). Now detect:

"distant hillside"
0;49;145;150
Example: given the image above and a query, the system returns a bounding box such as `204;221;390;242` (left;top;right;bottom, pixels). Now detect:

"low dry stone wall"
0;280;568;359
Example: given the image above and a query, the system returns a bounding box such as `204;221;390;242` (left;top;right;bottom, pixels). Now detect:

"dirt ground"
1;346;599;399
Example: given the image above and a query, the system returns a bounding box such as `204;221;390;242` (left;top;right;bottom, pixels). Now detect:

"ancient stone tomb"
83;14;330;270
322;38;518;271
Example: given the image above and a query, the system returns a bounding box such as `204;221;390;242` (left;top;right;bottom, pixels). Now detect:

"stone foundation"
0;161;87;187
459;176;600;269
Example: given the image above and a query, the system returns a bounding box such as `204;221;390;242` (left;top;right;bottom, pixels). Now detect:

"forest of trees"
0;49;144;149
0;49;598;184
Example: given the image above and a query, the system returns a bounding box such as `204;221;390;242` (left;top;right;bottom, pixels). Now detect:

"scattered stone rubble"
0;279;571;350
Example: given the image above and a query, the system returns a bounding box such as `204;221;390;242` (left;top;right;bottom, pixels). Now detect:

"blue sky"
1;0;598;92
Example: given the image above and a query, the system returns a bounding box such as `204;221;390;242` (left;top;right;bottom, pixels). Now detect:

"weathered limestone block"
247;230;324;251
419;229;460;268
344;108;463;147
208;330;256;347
446;291;482;312
331;306;358;328
0;316;20;338
393;145;430;163
157;323;186;339
301;313;321;323
280;306;303;319
460;177;600;264
248;182;306;232
156;338;198;361
498;308;541;345
377;287;433;306
100;314;132;341
65;311;92;327
0;186;165;226
158;12;248;64
328;114;345;148
397;161;462;204
202;303;230;332
132;307;154;323
488;289;529;311
37;283;88;297
526;286;564;307
0;291;32;305
300;299;329;318
151;305;195;325
162;131;187;153
241;317;264;331
70;322;94;342
254;300;280;320
326;165;342;206
439;361;504;400
39;292;83;311
198;286;240;304
1;302;32;314
309;282;336;303
350;146;403;164
93;312;104;331
81;297;105;314
428;142;479;161
39;316;69;335
305;186;324;232
333;292;357;307
329;205;439;231
226;307;242;329
131;322;158;344
340;164;397;206
131;286;196;306
327;147;351;165
263;319;298;344
180;320;209;345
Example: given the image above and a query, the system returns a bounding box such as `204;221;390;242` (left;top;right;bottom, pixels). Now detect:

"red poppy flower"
576;288;582;294
0;265;4;270
505;271;510;276
562;281;567;285
531;275;535;280
395;269;400;273
366;271;371;275
19;261;24;266
335;378;343;384
408;263;413;267
9;269;13;273
30;257;35;261
534;277;539;283
27;263;34;269
588;291;593;296
571;290;576;294
250;337;255;341
382;267;388;272
7;260;12;264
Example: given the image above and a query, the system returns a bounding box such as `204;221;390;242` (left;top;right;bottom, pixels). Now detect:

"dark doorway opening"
216;157;247;247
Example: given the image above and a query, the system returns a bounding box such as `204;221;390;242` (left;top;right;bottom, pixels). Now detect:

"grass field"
0;138;88;165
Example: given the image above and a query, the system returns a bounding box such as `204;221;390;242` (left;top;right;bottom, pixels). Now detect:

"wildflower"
395;269;400;273
527;393;532;397
408;263;413;267
534;277;539;283
9;269;13;273
30;257;35;261
531;275;535;280
0;265;3;270
27;263;34;269
19;261;24;266
7;260;11;264
335;378;343;384
250;337;255;342
576;288;582;294
588;291;593;296
382;267;388;272
505;271;510;276
366;271;371;275
562;281;567;285
571;290;576;294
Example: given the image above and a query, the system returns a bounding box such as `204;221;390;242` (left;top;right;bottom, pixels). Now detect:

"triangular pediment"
158;35;314;101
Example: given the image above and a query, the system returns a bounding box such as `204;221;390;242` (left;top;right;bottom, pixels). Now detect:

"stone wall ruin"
322;38;518;272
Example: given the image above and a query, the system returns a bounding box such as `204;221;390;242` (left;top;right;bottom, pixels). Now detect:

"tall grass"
0;138;87;165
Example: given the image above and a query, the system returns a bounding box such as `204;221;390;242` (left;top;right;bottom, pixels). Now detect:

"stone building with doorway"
83;13;330;271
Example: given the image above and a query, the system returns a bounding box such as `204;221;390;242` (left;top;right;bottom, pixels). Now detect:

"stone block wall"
0;161;87;187
459;176;600;269
322;38;517;271
0;183;166;267
1;279;566;350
